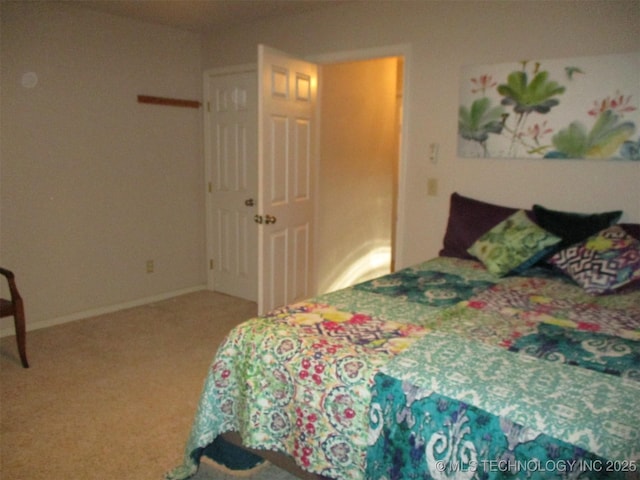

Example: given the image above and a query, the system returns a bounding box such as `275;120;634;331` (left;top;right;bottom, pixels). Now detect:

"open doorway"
315;56;404;294
205;47;408;303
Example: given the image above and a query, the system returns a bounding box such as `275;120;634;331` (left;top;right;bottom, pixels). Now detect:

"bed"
167;193;640;480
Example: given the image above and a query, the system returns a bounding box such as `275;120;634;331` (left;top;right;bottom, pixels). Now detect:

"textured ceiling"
74;0;354;33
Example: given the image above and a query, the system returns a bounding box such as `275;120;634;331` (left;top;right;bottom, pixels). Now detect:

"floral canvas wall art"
457;52;639;160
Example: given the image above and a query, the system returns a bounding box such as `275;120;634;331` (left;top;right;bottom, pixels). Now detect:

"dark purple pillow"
440;193;530;259
620;223;640;240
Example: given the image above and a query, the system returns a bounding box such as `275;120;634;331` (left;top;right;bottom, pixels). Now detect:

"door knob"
245;198;255;206
254;214;276;224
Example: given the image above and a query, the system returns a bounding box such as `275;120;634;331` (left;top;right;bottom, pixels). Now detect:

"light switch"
429;143;439;163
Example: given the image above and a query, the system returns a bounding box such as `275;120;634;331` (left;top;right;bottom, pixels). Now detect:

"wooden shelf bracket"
137;95;201;109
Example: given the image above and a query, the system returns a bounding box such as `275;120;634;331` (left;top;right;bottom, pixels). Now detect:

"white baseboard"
0;285;207;338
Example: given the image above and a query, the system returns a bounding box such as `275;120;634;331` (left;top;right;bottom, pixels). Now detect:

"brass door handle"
254;214;276;224
245;198;255;206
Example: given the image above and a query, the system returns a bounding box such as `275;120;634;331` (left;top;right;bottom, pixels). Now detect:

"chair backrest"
1;267;22;316
0;267;29;367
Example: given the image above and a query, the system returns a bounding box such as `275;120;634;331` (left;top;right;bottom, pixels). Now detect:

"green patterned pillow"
468;210;562;276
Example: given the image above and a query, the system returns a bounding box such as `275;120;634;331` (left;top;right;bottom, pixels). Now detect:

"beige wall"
202;0;640;268
1;2;205;331
316;58;398;294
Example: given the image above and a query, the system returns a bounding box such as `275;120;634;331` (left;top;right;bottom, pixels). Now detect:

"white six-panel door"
257;45;317;314
205;69;258;301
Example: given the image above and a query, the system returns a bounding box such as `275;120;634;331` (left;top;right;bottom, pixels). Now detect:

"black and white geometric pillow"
549;225;640;295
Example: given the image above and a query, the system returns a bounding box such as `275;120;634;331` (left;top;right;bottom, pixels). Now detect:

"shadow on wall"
321;241;392;294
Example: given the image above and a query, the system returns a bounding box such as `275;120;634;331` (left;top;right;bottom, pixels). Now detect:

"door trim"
309;43;412;271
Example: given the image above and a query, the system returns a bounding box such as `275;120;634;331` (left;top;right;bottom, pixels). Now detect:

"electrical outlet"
427;177;438;196
146;260;154;273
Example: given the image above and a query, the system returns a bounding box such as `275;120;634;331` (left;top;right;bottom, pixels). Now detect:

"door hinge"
207;101;211;113
208;182;212;193
209;259;215;270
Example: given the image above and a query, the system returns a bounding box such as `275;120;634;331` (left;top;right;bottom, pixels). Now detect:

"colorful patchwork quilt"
166;257;640;480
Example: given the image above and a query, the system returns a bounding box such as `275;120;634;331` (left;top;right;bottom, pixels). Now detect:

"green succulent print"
458;97;505;157
458;54;638;160
545;110;636;159
497;69;566;156
497;70;566;115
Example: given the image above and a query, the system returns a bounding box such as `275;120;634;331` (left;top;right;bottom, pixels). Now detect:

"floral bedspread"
167;257;640;480
365;261;640;479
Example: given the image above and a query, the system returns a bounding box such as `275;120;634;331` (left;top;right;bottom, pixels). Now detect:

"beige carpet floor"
0;290;297;480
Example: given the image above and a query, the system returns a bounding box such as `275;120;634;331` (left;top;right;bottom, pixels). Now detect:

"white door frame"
309;43;412;272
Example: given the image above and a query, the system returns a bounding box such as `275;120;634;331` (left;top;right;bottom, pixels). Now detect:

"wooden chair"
0;267;29;368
